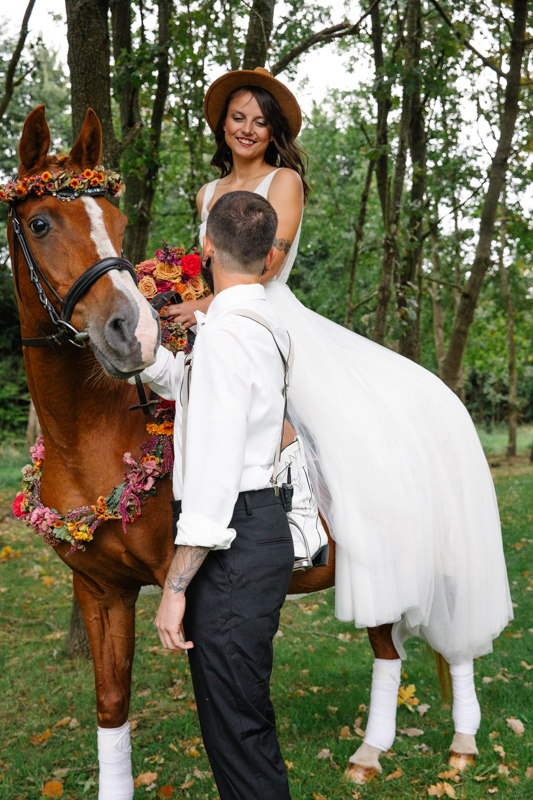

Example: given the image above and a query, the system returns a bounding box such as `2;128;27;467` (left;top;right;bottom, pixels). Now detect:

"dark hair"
206;190;278;275
210;85;310;203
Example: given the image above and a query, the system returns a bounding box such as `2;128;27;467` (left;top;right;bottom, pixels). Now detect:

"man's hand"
155;544;210;650
163;295;213;329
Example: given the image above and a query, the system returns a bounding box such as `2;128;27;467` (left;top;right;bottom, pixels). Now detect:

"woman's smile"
223;91;273;157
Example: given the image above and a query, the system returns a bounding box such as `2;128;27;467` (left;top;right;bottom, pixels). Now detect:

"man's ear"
203;235;214;259
263;246;276;273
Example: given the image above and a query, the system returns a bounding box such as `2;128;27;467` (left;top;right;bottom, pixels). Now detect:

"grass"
0;446;532;798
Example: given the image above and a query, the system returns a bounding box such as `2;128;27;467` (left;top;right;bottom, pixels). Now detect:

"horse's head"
8;105;159;379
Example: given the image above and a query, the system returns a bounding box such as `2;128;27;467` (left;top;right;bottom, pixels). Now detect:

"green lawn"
0;445;532;798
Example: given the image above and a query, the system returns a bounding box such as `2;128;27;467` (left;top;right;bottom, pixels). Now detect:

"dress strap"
201;180;219;221
253;168;281;198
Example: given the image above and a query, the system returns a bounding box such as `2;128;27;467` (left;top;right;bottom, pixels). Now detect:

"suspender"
181;309;293;490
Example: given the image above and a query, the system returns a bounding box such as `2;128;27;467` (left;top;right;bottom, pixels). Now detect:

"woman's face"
223;91;273;160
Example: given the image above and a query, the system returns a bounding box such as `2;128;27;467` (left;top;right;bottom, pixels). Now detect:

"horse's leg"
448;660;480;769
73;573;137;800
345;623;401;784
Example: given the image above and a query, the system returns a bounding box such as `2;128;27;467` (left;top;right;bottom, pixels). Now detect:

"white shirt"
135;283;290;550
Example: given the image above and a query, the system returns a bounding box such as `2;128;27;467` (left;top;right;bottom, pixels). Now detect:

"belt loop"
243;492;252;516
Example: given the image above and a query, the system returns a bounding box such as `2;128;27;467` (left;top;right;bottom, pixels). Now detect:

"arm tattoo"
273;236;292;255
166;545;210;594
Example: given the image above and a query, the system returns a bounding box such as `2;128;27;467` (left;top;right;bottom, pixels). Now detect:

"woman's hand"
163;295;213;328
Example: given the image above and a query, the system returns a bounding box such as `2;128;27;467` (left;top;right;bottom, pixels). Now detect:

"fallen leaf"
134;771;158;788
309;686;322;694
489;731;499;739
52;769;70;780
474;776;488;782
327;706;338;714
526;766;533;779
482;676;493;683
354;727;365;738
285;761;295;770
339;726;352;739
509;775;520;786
385;768;403;781
398;728;424;737
53;717;71;728
397;684;419;709
488;788;498;794
317;749;332;760
521;661;533;670
31;729;51;746
352;793;361;800
312;794;327;800
506;717;525;736
427;782;456;798
41;782;63;798
498;764;510;777
494;744;506;759
180;779;194;789
417;703;431;717
438;769;459;780
158;786;174;799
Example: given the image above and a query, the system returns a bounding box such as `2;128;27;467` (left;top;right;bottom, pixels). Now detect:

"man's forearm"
166;545;210;594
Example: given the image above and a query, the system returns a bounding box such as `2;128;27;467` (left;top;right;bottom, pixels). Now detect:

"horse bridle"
10;190;137;350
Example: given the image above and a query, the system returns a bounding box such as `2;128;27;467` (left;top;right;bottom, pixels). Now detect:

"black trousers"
173;489;294;800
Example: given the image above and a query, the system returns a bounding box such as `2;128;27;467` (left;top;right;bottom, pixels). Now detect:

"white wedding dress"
200;171;513;664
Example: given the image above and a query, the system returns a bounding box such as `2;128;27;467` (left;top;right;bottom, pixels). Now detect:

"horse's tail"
432;648;452;701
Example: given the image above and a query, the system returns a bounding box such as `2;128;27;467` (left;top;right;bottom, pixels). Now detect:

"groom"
136;190;294;800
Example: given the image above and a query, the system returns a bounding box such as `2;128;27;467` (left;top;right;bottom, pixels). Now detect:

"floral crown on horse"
0;167;124;205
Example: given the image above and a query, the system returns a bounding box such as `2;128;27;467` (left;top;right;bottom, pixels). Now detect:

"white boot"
98;721;134;800
276;436;328;569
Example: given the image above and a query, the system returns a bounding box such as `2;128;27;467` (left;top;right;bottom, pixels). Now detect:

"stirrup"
293;542;329;572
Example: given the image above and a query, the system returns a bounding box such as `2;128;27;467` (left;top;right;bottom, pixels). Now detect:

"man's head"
205;190;278;277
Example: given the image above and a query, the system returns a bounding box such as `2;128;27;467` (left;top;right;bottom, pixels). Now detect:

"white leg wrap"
363;658;401;753
450;661;481;736
98;721;134;800
276;436;328;562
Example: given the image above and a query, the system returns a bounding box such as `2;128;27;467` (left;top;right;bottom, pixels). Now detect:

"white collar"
194;284;266;331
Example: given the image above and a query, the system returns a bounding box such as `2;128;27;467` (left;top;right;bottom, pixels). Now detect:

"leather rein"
10;190;137;351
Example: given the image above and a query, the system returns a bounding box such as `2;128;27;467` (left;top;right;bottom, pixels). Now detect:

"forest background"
1;0;533;455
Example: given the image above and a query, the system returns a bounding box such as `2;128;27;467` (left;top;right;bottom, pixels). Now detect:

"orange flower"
83;169;94;179
137;275;158;299
174;281;187;293
96;172;105;182
0;190;7;202
90;177;99;186
41;171;52;182
146;421;174;436
154;261;182;282
70;178;80;189
189;276;206;296
181;287;196;303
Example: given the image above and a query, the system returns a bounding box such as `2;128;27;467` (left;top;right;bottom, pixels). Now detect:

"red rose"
181;254;201;278
13;493;27;518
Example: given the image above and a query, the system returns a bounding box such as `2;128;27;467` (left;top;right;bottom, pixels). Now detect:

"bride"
165;66;512;777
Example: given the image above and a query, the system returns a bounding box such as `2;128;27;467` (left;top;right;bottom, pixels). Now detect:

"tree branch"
271;0;380;76
0;0;37;121
427;0;506;78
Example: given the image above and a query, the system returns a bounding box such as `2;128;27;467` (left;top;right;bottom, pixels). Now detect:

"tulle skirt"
265;281;513;663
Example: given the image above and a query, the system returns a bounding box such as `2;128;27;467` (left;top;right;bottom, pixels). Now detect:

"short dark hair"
206;190;278;275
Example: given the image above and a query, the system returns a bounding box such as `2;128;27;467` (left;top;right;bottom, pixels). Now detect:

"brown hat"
204;67;302;137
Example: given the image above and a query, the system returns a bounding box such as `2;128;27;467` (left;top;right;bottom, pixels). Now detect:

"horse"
7;105;485;796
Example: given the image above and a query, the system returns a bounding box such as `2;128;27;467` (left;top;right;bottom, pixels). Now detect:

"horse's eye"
29;217;49;236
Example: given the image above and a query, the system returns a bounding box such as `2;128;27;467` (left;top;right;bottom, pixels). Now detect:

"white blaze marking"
81;197;158;364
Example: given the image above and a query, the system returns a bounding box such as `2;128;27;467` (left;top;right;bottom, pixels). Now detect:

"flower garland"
13;244;210;554
0;167;124;205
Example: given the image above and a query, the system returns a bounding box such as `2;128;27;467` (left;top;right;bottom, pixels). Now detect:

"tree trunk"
440;0;528;392
65;0;120;169
242;0;277;69
121;0;173;265
0;0;37;121
369;1;392;222
429;226;446;375
372;5;410;345
397;0;425;362
344;158;375;328
497;193;517;456
65;592;92;660
25;400;41;449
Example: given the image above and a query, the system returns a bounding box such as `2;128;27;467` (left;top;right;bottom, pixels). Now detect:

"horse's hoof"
344;763;379;784
448;751;476;771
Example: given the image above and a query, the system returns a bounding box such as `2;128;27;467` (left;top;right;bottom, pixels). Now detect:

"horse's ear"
18;105;51;176
69;109;102;169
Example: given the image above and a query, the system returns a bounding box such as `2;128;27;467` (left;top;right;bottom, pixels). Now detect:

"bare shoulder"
269;167;303;197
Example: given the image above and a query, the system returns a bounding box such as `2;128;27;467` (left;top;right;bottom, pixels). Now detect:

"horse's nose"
105;311;139;356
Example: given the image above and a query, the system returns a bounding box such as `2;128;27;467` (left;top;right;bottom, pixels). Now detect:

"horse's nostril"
105;314;135;352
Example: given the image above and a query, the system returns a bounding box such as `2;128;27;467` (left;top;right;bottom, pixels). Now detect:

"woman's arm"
164;184;214;327
260;168;304;284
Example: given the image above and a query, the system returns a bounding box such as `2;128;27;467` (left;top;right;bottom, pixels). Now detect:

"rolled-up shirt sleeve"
176;321;257;550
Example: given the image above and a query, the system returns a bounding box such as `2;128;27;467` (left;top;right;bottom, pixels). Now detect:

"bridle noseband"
10;191;137;350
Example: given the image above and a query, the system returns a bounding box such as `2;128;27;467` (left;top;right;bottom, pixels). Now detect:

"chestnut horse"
8;107;477;796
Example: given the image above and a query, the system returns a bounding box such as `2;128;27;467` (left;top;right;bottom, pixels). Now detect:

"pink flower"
13;493;27;517
181;254;201;278
30;435;45;464
156;281;173;293
123;452;137;468
30;506;60;535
